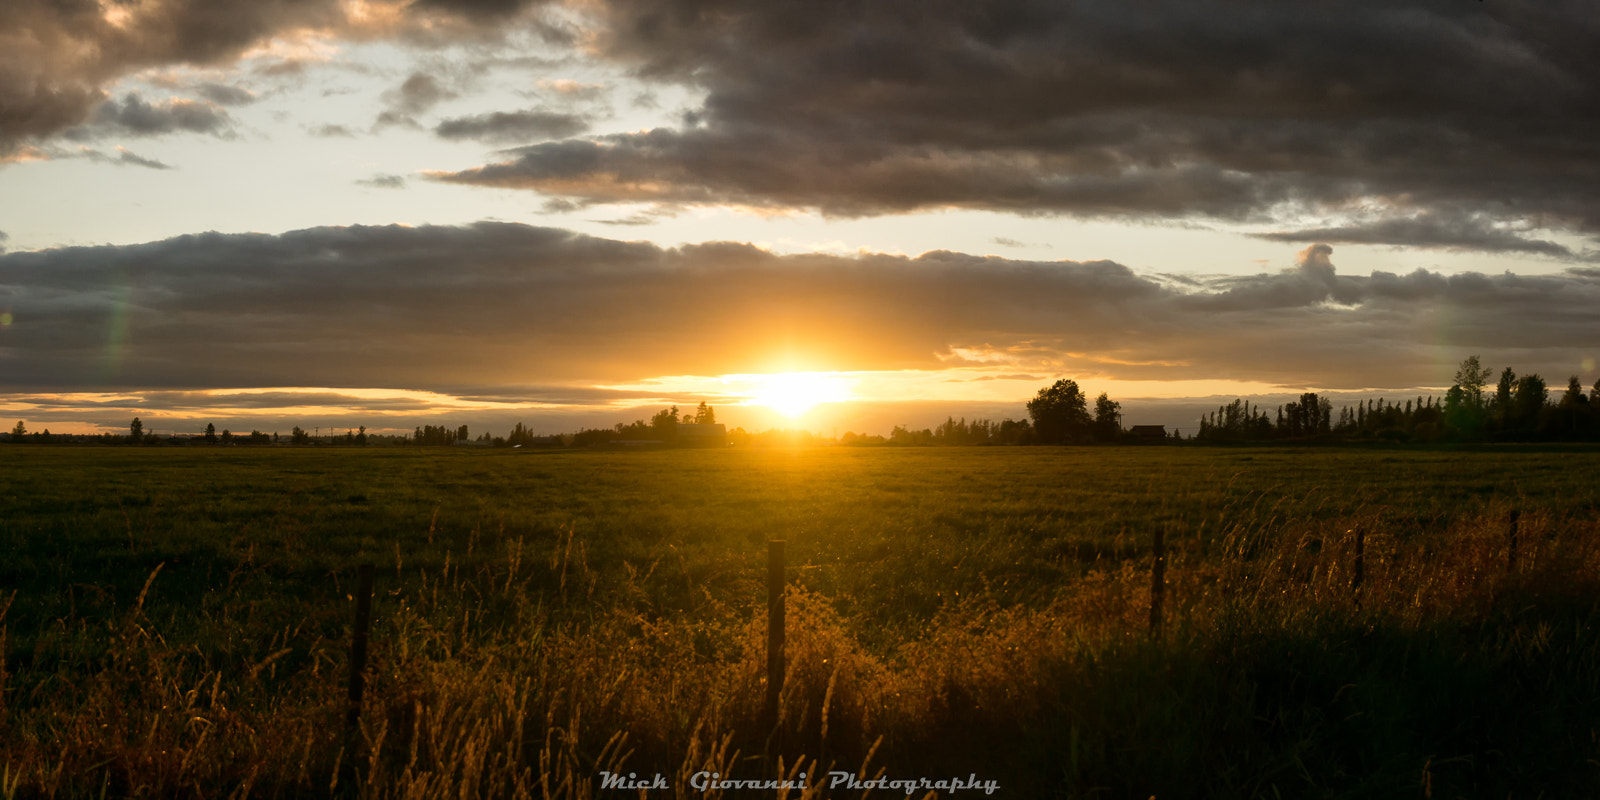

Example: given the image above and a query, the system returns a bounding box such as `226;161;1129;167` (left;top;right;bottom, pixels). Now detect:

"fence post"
1149;528;1166;640
1351;528;1365;610
1507;508;1521;575
766;540;786;725
347;563;375;734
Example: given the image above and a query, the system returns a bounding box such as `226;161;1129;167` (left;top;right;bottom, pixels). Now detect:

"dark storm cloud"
2;224;1595;396
425;0;1600;252
434;109;589;143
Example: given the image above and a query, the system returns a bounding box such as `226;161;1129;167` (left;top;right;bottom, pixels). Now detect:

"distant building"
1128;425;1167;441
677;423;727;447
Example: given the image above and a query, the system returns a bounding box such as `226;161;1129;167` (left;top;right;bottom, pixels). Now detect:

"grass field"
3;444;1599;798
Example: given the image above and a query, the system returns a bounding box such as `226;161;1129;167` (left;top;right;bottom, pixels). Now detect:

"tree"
129;417;143;443
1093;393;1122;442
356;425;368;446
1512;373;1547;435
1562;375;1588;408
1454;355;1492;411
693;402;716;425
1445;356;1493;436
10;420;25;440
291;426;311;445
204;422;217;443
457;424;469;442
1493;367;1516;429
1027;379;1091;444
651;406;680;440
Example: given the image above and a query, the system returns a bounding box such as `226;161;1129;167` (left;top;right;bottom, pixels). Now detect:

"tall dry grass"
4;503;1600;798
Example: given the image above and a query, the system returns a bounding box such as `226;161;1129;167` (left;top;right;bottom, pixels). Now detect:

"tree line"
1195;356;1600;443
7;362;1599;447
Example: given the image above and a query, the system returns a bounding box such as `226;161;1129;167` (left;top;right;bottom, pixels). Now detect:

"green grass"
2;444;1599;798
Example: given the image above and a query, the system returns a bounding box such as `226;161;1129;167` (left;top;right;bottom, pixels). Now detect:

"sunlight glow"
747;372;855;418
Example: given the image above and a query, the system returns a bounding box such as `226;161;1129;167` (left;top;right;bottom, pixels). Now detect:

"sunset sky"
3;0;1598;437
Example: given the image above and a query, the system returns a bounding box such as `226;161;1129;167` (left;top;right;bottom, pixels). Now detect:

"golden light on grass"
746;372;855;418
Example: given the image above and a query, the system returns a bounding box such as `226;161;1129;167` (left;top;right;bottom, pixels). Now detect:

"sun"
749;372;854;418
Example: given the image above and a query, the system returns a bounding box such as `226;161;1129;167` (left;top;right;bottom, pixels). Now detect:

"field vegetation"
2;445;1599;798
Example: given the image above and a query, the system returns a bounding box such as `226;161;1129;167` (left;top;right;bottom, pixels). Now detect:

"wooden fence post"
347;563;375;734
766;540;786;724
1149;528;1166;640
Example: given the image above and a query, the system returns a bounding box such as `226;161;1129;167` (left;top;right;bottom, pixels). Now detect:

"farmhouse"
1128;425;1168;441
677;423;727;447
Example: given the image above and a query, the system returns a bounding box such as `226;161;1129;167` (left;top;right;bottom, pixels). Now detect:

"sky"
2;0;1599;437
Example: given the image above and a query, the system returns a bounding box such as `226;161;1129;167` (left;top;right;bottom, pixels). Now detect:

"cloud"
355;173;406;188
2;224;1595;397
1255;211;1580;257
434;108;589;143
308;123;357;137
419;1;1600;251
372;72;460;130
534;79;608;104
194;82;257;106
392;72;457;114
0;0;555;156
65;93;235;140
8;0;1596;256
77;146;175;170
406;0;544;22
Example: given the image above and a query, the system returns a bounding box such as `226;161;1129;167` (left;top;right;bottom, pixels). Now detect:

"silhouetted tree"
1493;367;1517;431
651;406;680;441
1512;373;1547;435
1455;356;1492;412
129;417;143;443
291;426;311;445
413;424;460;446
1027;380;1092;444
890;425;934;445
1093;393;1122;442
693;402;716;425
204;423;217;443
10;420;25;441
356;425;368;446
457;424;469;442
1442;355;1494;436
